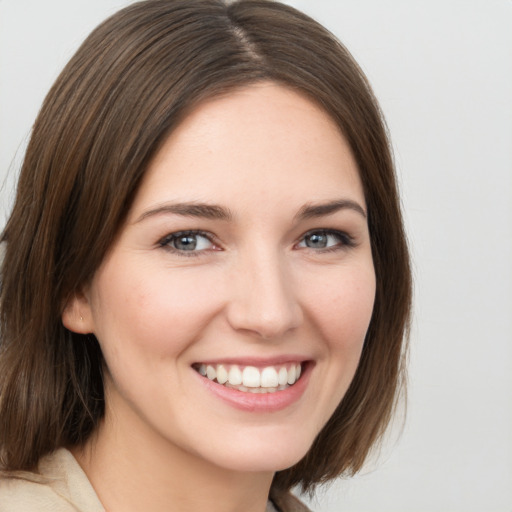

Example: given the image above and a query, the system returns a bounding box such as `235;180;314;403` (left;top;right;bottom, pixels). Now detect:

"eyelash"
158;229;355;257
298;229;356;252
158;230;217;257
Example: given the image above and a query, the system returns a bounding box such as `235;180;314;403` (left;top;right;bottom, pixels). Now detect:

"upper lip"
192;355;311;367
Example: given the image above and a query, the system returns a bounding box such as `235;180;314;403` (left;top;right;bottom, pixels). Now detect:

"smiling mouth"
193;363;303;394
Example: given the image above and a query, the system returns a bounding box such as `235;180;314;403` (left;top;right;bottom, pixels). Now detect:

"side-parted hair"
0;0;411;500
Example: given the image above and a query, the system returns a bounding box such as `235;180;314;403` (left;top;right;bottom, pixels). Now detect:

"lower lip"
195;363;312;413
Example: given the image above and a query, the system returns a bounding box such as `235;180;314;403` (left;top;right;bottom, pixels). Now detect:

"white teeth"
227;384;278;394
242;366;261;387
228;365;243;386
216;364;228;384
206;365;216;380
261;367;279;388
287;365;296;385
197;362;303;392
278;367;288;386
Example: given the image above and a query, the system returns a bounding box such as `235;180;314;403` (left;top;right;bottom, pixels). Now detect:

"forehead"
129;82;364;216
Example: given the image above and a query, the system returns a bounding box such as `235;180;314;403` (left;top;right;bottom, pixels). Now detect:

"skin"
63;82;376;512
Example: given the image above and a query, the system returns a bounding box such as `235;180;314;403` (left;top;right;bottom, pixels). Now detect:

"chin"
199;428;315;474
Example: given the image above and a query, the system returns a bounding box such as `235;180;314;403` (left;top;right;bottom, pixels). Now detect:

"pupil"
306;233;327;248
176;235;197;250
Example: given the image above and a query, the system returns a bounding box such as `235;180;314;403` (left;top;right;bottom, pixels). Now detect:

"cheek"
90;262;223;359
295;265;376;432
306;266;376;352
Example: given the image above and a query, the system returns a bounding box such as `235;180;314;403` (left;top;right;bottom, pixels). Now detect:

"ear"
62;290;95;334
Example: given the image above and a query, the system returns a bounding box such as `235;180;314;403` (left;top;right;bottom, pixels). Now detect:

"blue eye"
160;231;214;253
297;230;353;250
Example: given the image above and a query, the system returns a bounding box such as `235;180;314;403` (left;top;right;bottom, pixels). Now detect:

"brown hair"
0;0;411;499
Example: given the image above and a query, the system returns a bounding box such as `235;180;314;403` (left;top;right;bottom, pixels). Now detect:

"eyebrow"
295;199;367;220
135;202;233;223
135;198;366;224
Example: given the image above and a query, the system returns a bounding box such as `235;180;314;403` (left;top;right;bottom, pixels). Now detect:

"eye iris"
175;235;197;251
306;233;328;248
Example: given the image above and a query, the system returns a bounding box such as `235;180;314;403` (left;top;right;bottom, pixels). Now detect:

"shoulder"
0;448;103;512
270;490;313;512
0;474;77;512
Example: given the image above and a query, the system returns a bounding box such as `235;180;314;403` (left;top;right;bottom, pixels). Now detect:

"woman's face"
71;82;375;473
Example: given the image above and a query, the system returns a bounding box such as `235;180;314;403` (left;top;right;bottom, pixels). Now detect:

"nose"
225;249;303;340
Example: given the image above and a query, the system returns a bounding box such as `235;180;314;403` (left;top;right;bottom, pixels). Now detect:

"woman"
0;1;411;510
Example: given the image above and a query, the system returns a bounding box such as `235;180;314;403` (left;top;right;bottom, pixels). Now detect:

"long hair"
0;0;411;497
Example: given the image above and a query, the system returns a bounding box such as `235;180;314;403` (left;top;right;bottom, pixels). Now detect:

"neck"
72;399;274;512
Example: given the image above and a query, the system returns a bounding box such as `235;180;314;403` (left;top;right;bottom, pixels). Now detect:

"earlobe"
61;292;94;334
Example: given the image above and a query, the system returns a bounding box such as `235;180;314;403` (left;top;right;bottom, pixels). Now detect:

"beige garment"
0;449;103;511
0;448;281;511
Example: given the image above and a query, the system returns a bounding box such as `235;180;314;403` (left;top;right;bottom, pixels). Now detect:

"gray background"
1;1;511;511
